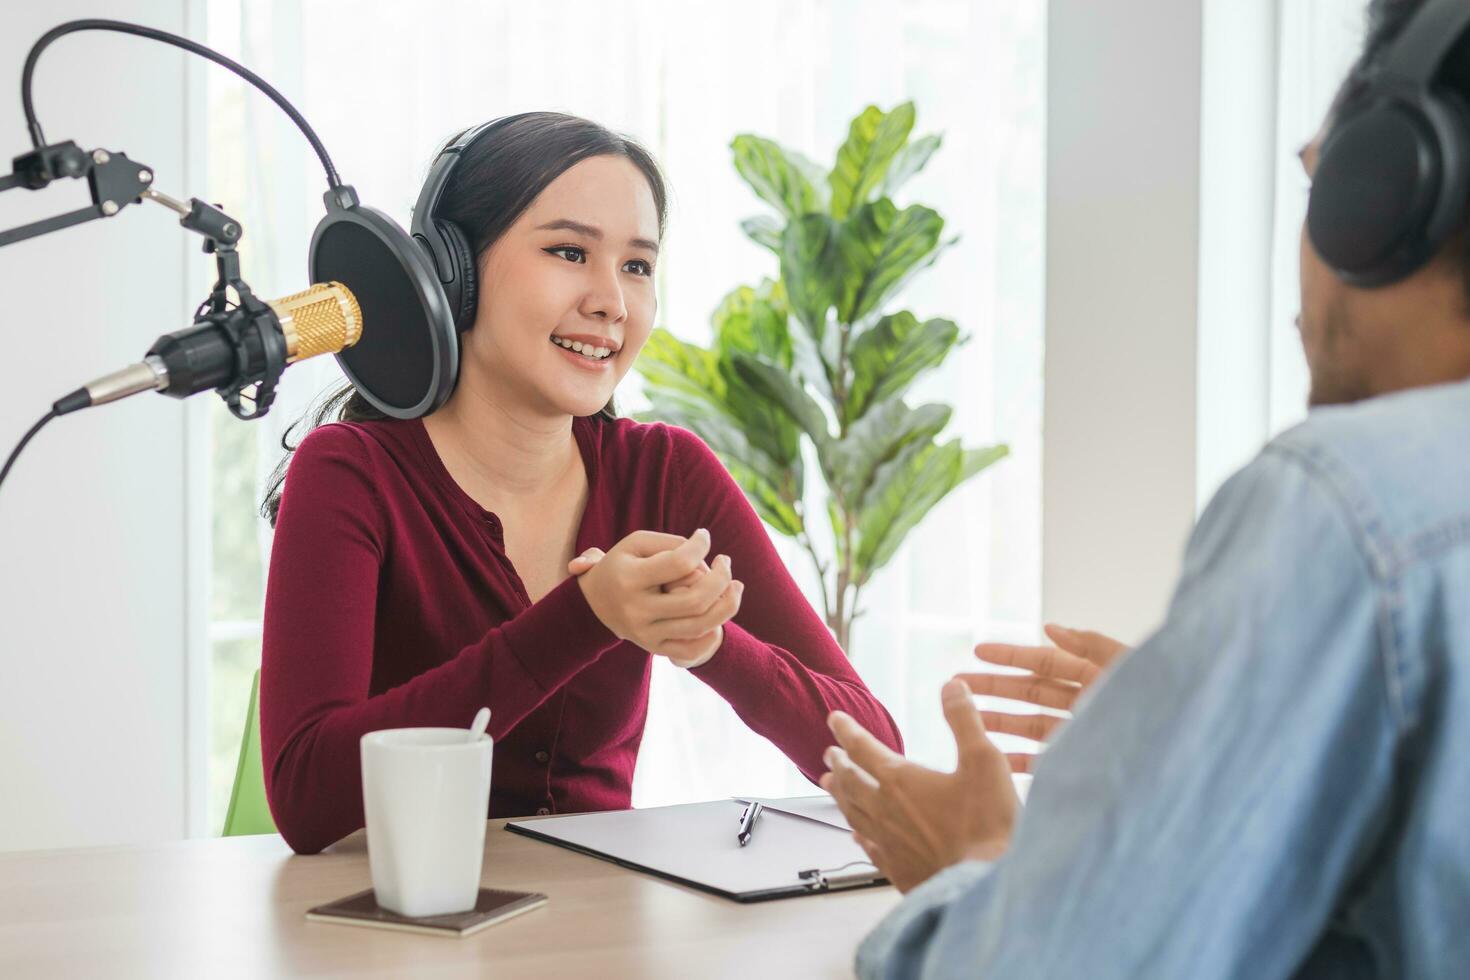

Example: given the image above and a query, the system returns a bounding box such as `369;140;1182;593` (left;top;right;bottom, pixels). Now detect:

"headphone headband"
1380;0;1470;88
412;119;512;251
410;115;519;331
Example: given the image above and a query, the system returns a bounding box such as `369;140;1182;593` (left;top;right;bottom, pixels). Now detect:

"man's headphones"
410;116;518;332
1307;0;1470;287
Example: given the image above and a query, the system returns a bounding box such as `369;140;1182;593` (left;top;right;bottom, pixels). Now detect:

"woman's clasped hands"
568;528;743;667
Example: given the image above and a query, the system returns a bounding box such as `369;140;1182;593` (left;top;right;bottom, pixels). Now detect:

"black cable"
21;18;341;189
0;410;57;498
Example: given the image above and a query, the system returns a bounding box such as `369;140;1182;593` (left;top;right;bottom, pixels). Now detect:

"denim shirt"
858;378;1470;979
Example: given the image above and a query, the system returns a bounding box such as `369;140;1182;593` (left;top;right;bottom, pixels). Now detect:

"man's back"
1266;378;1470;976
856;379;1470;979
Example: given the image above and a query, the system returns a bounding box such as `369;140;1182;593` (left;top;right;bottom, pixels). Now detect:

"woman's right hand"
573;528;744;662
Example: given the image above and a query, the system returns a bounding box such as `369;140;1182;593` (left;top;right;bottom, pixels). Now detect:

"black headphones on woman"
309;117;519;420
410;116;518;333
1307;0;1470;287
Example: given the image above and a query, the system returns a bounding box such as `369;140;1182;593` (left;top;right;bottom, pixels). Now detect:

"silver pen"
737;801;764;847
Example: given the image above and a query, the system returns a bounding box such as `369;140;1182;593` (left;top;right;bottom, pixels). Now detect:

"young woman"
259;112;902;855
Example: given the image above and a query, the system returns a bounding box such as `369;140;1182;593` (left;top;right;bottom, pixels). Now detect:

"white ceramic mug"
359;727;493;917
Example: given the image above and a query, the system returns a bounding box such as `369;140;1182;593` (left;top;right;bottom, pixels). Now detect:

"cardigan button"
534;750;550;764
535;807;551;816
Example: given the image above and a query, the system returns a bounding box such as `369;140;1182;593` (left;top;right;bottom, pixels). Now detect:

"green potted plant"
637;102;1007;653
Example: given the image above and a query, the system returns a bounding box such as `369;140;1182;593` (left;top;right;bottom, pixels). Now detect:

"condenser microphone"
0;20;462;501
51;281;363;416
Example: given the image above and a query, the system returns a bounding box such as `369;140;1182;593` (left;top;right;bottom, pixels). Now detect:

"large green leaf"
741;215;784;253
634;328;727;407
854;436;1006;578
960;444;1010;484
825;400;952;508
879;133;942;199
789;322;838;403
637;325;798;467
836;201;945;325
636;385;721;423
717;355;802;465
828;103;916;220
731;354;834;455
845;313;961;424
780;213;842;342
713;279;791;369
854;438;948;575
648;403;805;538
640;399;786;488
732;135;826;220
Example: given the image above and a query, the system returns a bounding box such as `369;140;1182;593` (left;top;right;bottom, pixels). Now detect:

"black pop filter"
308;189;458;419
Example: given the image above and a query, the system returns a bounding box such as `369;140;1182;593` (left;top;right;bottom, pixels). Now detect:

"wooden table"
0;816;902;979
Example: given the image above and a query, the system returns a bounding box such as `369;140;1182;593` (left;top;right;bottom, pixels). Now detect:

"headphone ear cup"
1307;99;1442;285
1420;87;1470;251
436;219;480;332
1309;87;1470;287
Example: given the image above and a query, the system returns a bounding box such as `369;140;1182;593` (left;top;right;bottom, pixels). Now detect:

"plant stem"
833;564;849;652
830;316;855;649
834;319;852;438
797;532;833;623
834;506;857;653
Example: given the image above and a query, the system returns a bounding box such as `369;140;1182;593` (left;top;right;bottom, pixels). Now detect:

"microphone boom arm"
0;17;359;497
1;139;289;419
0;140;156;247
0;139;246;249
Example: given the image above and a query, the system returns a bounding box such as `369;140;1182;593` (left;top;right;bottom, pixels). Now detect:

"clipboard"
505;799;888;903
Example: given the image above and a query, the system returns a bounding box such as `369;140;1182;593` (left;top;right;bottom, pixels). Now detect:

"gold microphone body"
57;281;364;416
267;281;364;363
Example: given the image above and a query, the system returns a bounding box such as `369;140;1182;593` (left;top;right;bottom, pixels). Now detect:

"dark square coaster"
306;887;547;937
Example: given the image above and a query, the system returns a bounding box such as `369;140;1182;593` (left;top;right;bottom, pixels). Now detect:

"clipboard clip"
796;860;882;892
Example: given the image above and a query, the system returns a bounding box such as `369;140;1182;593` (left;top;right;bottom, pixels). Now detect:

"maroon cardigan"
260;414;903;854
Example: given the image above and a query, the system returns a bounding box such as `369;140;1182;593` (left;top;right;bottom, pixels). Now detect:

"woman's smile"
550;333;620;370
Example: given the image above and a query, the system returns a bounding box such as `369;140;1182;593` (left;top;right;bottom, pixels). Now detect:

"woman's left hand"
569;545;721;666
569;547;707;589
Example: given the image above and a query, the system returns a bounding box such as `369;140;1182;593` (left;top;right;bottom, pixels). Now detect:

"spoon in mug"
469;707;490;742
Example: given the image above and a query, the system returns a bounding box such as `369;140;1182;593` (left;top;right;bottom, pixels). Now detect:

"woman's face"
462;154;660;419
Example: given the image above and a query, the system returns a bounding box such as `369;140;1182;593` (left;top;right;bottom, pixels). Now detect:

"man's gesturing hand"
820;679;1019;893
959;624;1127;772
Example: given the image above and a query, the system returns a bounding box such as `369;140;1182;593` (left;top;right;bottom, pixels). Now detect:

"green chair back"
222;668;277;837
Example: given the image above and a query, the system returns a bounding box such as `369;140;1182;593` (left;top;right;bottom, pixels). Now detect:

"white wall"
0;0;196;850
1044;0;1205;643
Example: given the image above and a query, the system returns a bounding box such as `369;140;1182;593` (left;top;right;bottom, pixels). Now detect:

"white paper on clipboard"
506;798;877;901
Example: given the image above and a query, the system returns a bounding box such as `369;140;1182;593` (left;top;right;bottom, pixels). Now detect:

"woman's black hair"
261;112;668;525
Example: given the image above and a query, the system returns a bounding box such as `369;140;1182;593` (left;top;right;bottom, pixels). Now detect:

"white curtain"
201;0;1045;816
